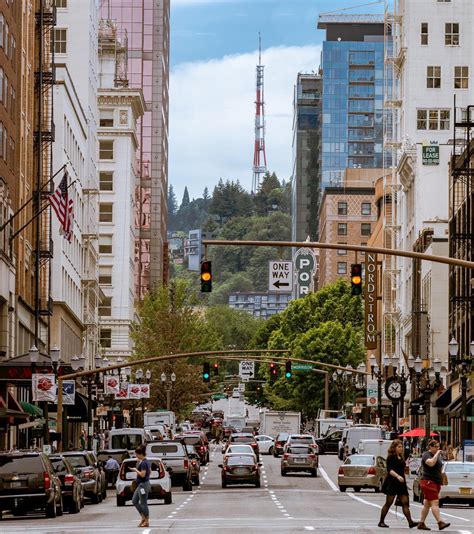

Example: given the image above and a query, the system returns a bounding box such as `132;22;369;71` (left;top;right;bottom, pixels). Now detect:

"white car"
255;435;275;455
224;444;257;460
116;457;172;507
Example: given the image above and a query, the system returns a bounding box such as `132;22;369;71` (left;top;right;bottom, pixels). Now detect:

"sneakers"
438;522;450;531
417;523;431;531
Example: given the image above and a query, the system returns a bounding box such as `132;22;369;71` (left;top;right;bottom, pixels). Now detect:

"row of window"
0;68;15;116
421;22;460;46
0;122;15;166
427;66;469;89
0;14;17;66
337;222;371;237
417;109;450;131
337;201;372;216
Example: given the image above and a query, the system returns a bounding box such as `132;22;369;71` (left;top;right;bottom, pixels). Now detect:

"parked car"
184;445;201;486
0;451;63;518
285;434;319;454
413;461;474;506
315;429;343;455
145;440;193;491
88;451;107;499
255;435;275;455
62;451;103;504
338;454;386;493
97;449;130;488
50;455;83;513
179;432;209;465
227;433;260;460
281;445;318;477
273;432;290;457
116;457;172;506
219;454;261;488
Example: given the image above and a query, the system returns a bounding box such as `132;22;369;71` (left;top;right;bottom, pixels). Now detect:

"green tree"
209;179;253;224
181;186;190;207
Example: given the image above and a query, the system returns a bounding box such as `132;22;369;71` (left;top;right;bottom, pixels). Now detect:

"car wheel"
268;446;274;455
339;486;346;492
281;469;286;477
70;497;80;514
255;479;261;488
45;500;57;518
311;469;317;478
57;497;64;517
221;480;227;489
91;490;100;504
116;496;126;507
164;492;172;505
354;487;361;493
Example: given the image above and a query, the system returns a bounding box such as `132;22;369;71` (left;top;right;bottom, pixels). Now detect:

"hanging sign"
294;248;317;298
104;375;120;395
422;142;439;165
364;252;378;349
32;374;56;402
140;384;151;399
115;382;129;400
128;384;142;400
60;380;76;405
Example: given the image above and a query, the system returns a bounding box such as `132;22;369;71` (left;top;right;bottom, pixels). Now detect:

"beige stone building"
317;169;383;289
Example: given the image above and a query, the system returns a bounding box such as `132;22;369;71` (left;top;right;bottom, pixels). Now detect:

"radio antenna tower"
252;33;267;194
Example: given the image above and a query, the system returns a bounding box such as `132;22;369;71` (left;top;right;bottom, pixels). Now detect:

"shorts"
419;480;441;501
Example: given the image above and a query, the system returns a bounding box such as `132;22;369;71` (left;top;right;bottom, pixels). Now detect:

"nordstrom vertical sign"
364;253;378;349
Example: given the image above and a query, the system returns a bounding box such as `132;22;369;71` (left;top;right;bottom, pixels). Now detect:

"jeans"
132;481;151;518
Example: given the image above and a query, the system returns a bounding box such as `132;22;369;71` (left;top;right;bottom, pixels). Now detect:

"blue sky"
169;0;385;201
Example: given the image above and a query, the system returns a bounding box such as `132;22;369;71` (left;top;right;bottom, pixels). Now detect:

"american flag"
49;172;73;242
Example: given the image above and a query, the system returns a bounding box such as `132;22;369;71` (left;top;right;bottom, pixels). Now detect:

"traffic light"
285;360;292;379
269;362;278;383
213;362;219;376
351;264;363;296
202;362;210;382
200;261;212;293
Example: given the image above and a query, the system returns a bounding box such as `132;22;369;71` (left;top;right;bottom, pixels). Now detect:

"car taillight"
64;474;75;485
309;454;316;460
184;459;189;470
251;443;257;449
338;466;344;475
252;465;258;471
367;467;376;475
192;460;197;466
283;453;289;460
44;472;51;490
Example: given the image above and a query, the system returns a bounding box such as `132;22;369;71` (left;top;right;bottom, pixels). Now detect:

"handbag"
130;480;138;492
441;472;448;486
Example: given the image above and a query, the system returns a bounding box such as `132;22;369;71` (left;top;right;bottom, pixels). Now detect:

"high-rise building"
317;14;386;189
291;73;322;242
100;0;170;297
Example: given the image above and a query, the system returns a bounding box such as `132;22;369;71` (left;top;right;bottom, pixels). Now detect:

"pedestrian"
131;444;151;528
417;440;450;531
378;439;418;529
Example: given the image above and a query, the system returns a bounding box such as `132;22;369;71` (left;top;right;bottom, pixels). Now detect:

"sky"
169;0;385;202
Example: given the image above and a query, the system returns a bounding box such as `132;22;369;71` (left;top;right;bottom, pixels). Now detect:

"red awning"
399;427;439;438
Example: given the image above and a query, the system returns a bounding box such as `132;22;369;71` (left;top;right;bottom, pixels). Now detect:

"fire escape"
33;0;56;346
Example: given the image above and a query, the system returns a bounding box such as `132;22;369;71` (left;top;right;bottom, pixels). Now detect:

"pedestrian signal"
351;264;363;296
285;361;292;379
200;261;212;293
203;362;210;382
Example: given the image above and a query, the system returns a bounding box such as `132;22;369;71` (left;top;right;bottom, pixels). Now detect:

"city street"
2;446;472;534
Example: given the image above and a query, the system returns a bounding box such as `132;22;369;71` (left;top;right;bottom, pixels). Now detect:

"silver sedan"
337;454;386;492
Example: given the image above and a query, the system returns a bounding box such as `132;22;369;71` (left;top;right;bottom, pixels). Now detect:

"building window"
337;243;347;256
99;234;113;254
337;262;347;275
99;203;113;223
0;15;4;50
454;66;469;89
337;223;347;236
445;23;459;46
99;265;113;285
98;297;112;317
99;329;111;348
361;202;372;216
361;223;371;236
427;66;441;88
99;109;114;127
99;140;114;160
417;109;450;131
55;0;68;7
99;171;113;191
421;23;428;45
0;68;3;103
54;29;67;54
338;202;348;216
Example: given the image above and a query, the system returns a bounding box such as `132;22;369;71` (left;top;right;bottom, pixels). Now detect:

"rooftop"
317;14;385;28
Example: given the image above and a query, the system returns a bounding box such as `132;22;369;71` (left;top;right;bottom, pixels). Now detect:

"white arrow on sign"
268;261;293;292
239;360;255;379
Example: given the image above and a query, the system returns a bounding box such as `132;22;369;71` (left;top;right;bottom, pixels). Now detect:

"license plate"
10;481;22;488
234;468;248;475
459;488;472;495
294;458;306;463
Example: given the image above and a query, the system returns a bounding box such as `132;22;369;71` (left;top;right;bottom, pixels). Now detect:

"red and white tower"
252;34;267;194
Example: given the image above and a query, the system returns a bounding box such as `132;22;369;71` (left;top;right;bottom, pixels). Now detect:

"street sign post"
367;380;378;407
293;248;316;298
239;360;255;380
292;363;313;371
268;260;293;292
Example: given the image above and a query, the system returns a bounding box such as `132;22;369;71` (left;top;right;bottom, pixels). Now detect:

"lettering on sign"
293;248;317;298
422;143;440;166
268;261;293;292
364;253;378;349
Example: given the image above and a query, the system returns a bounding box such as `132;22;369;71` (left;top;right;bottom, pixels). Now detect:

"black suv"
315;429;343;455
62;451;104;504
50;455;83;513
0;451;63;518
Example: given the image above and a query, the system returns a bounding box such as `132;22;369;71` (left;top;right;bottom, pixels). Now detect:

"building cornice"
97;90;146;120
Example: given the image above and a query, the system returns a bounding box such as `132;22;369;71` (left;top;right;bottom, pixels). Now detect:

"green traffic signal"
285;360;292;379
203;362;210;382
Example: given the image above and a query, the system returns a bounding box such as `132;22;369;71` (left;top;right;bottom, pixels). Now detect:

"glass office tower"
317;15;387;188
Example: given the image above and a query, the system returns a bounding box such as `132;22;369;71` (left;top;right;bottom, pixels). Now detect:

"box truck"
259;411;301;438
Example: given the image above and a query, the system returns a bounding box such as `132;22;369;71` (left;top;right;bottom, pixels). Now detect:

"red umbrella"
399;427;439;438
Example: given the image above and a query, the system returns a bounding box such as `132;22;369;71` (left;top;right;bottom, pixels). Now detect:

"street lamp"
369;354;384;422
161;371;176;411
331;366;358;415
448;337;473;448
408;354;442;449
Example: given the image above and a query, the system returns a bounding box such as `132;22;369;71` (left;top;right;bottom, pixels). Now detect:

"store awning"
443;395;473;416
435;388;452;408
19;401;44;417
0;394;29;421
64;393;91;423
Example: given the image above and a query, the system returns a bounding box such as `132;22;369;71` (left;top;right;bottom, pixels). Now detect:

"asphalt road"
1;446;472;533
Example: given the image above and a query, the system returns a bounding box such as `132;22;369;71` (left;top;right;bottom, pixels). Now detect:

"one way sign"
268;261;293;292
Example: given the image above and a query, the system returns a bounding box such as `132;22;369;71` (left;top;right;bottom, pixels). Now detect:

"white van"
357;439;392;458
108;428;153;453
338;425;383;459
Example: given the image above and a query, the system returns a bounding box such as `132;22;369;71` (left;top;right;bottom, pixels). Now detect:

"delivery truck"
259;411;301;438
143;411;176;431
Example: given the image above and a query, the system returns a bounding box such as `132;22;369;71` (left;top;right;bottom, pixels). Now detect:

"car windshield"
182;436;200;445
64;455;88;468
50;458;67;473
227;456;255;466
232;437;253;443
289;447;311;455
345;455;374;466
291;436;313;444
148;444;183;455
111;434;143;449
277;434;289;441
0;456;41;474
444;463;474;473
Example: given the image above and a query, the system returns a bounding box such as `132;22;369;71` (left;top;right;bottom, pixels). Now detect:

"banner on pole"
140;384;150;399
115;382;129;400
61;380;76;405
104;375;120;395
32;374;56;402
128;384;141;400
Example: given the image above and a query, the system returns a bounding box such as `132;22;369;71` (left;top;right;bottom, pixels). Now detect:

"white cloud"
169;45;321;201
